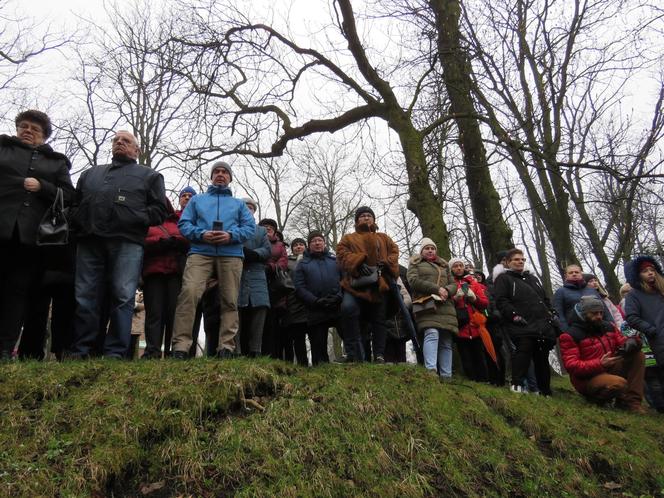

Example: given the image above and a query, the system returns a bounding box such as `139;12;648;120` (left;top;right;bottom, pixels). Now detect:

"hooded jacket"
559;306;632;394
0;135;74;245
451;273;489;340
238;225;271;308
142;200;189;277
177;184;255;258
336;222;399;302
624;255;664;365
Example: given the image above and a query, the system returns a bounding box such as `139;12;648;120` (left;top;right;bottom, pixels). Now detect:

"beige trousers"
172;254;243;354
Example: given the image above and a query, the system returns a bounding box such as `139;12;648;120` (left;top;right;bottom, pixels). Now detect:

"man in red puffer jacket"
560;295;646;413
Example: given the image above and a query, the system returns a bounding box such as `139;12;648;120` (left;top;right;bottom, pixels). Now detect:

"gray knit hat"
419;237;437;254
579;295;604;315
210;161;233;181
242;197;258;211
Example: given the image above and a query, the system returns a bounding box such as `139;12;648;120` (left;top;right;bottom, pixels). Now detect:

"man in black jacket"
69;130;167;359
0;110;74;360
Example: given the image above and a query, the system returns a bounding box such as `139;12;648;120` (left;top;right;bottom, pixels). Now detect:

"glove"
243;247;259;263
623;337;641;355
512;315;529;326
453;287;465;300
358;263;373;276
466;288;477;302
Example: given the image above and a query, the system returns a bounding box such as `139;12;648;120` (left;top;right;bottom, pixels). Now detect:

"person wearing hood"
141;199;190;358
170;161;255;360
294;231;343;364
236;199;272;357
69;130;167;360
584;273;624;328
449;257;490;382
337;206;399;362
0;110;75;360
624;256;664;412
406;239;458;378
553;264;612;332
559;295;645;413
494;248;559;395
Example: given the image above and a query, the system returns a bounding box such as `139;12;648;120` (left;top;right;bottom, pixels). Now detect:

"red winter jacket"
452;274;488;339
559;310;636;393
142;212;189;278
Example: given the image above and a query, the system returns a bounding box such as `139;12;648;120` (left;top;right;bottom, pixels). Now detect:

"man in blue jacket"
171;161;255;359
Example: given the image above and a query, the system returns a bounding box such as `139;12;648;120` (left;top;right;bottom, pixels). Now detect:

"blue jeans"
340;291;387;361
71;238;143;358
423;328;453;377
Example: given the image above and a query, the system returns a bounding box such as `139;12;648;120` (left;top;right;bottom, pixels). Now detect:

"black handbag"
36;187;69;246
269;267;295;299
350;266;380;289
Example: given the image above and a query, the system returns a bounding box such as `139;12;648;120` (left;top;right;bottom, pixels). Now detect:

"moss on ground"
0;359;663;497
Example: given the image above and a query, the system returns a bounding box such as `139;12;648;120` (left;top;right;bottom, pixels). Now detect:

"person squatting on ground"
494;248;559;395
406;238;458;378
449;257;490;382
560;295;646;413
293;231;343;365
0;110;75;360
69;130;167;359
170;161;255;360
237;198;272;357
624;256;664;413
337;206;399;363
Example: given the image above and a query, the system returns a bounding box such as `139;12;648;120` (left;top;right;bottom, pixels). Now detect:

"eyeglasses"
17;122;44;135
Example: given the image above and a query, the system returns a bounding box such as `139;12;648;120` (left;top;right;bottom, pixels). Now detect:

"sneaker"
171;351;188;360
510;385;526;394
216;348;235;360
374;355;385;364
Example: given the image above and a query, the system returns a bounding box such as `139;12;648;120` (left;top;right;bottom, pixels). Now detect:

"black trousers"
308;320;339;365
486;332;506;386
0;232;42;353
384;338;407;363
456;337;489;382
511;336;553;395
142;273;181;357
278;321;308;366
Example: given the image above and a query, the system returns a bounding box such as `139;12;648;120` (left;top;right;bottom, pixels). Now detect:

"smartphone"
212;220;224;231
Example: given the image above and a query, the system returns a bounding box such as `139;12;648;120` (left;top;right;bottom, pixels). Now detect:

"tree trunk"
430;0;514;269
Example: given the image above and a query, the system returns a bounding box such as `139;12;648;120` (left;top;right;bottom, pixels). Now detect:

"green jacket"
407;255;458;334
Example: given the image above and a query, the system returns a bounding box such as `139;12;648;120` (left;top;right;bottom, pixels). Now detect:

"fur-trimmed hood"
624;255;663;290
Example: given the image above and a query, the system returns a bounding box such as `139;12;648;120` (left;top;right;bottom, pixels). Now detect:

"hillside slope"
1;359;663;497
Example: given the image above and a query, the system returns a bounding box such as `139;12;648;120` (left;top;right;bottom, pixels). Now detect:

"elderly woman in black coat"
0;110;74;360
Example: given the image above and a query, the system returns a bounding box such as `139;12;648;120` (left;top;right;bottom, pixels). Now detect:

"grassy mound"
1;359;663;497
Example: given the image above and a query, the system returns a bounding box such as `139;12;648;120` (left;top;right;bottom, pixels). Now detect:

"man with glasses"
69;130;168;359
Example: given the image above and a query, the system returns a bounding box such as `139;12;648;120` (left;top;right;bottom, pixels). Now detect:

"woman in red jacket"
142;198;189;358
449;258;490;381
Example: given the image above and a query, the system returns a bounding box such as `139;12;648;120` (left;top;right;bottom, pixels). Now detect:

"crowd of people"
2;110;663;415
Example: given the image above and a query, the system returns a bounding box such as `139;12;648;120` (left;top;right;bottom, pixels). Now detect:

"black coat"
71;158;168;245
493;270;558;342
293;248;342;326
0;135;74;245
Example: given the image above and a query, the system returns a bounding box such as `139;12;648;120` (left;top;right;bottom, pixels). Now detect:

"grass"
1;359;663;497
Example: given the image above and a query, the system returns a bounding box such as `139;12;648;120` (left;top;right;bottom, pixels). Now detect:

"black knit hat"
258;218;278;231
307;230;325;245
291;237;306;247
354;206;375;223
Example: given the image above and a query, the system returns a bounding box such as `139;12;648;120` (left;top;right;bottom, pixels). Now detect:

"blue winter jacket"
624;255;664;366
294;248;342;325
238;225;271;308
178;185;255;257
553;280;612;332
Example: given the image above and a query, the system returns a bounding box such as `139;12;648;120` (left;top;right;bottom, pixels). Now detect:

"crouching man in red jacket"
560;295;646;413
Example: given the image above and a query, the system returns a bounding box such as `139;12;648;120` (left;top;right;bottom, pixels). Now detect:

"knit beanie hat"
448;257;466;269
291;237;306;247
419;237;437;254
579;295;604;315
210;161;233;181
354;206;375;223
242;197;258;211
258;218;278;231
179;186;196;197
583;273;597;284
307;230;325;245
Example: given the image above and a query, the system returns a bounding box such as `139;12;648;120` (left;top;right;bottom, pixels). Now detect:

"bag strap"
53;187;64;214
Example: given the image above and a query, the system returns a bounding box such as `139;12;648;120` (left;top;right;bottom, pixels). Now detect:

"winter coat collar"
354;222;377;233
408;254;448;266
624;255;663;290
0;134;72;168
567;308;614;341
206;184;233;196
303;248;333;261
564;279;586;290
